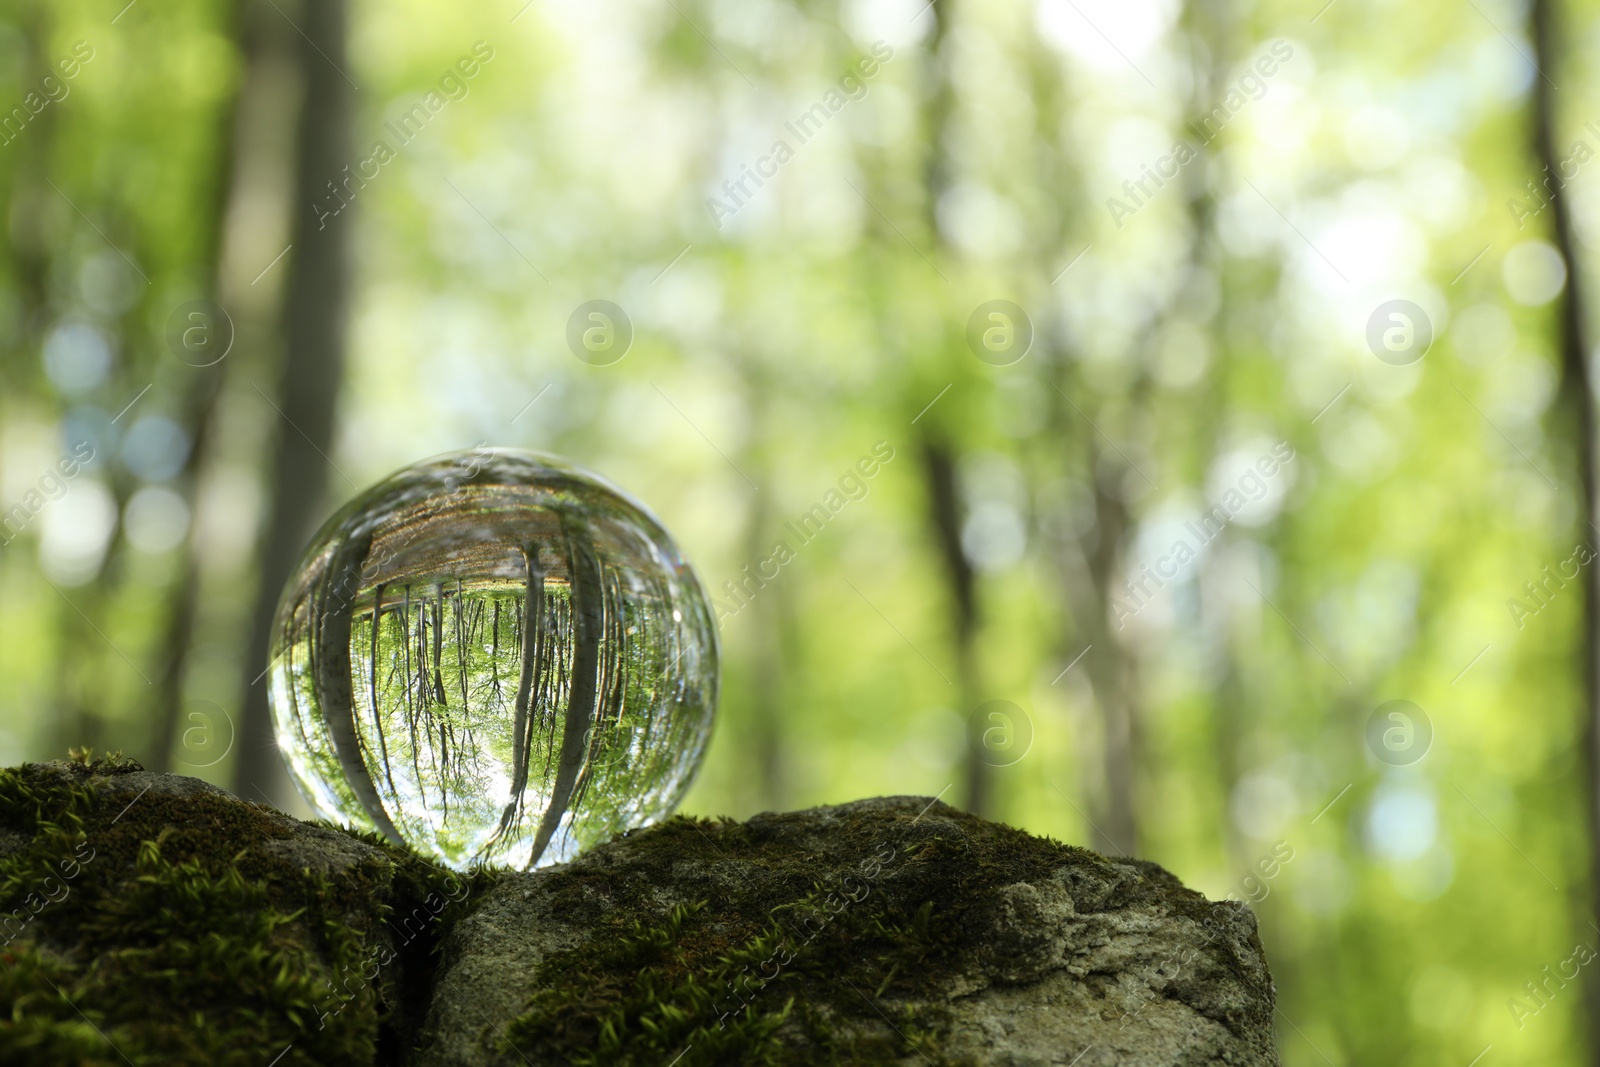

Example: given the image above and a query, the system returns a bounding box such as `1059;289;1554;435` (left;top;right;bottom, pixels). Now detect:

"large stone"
415;795;1279;1066
0;758;1278;1066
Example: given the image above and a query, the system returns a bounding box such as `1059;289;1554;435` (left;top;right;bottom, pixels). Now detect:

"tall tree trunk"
1004;35;1132;853
1003;39;1146;855
734;379;788;811
150;0;250;772
1047;427;1140;857
920;442;986;812
234;0;355;804
912;0;989;816
1178;0;1240;867
742;494;788;810
1530;0;1600;1058
7;2;131;755
1050;0;1240;862
9;4;87;755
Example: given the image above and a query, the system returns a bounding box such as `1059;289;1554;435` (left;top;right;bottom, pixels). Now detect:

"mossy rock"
0;753;489;1066
0;758;1278;1066
416;796;1279;1066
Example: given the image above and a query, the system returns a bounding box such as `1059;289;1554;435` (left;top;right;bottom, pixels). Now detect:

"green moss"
503;888;964;1066
497;806;1144;1066
0;753;494;1066
492;801;1268;1066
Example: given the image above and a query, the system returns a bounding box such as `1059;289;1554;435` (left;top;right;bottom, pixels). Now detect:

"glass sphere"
267;448;718;869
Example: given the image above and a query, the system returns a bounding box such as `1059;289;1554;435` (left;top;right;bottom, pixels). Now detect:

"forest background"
1;0;1595;1060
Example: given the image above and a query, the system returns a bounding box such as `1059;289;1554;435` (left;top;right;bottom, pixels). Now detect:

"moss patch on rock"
499;814;977;1066
0;753;492;1066
416;797;1277;1067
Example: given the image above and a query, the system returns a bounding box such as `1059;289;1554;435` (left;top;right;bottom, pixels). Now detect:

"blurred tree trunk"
1176;0;1242;869
5;3;129;755
234;0;355;804
1529;0;1600;1056
737;369;790;811
1051;357;1149;847
4;1;55;390
1001;47;1147;857
1042;257;1146;854
6;4;90;754
740;507;790;811
921;442;986;811
1046;420;1140;856
1007;31;1142;854
1045;0;1239;864
149;0;251;771
914;0;990;817
1176;0;1316;1033
38;28;139;757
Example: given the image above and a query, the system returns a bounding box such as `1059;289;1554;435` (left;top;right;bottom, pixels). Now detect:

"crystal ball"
267;449;719;869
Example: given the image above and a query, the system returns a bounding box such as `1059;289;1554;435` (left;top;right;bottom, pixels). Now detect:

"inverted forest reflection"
269;451;718;870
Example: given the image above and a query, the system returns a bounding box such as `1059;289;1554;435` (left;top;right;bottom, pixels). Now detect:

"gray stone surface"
410;796;1280;1066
